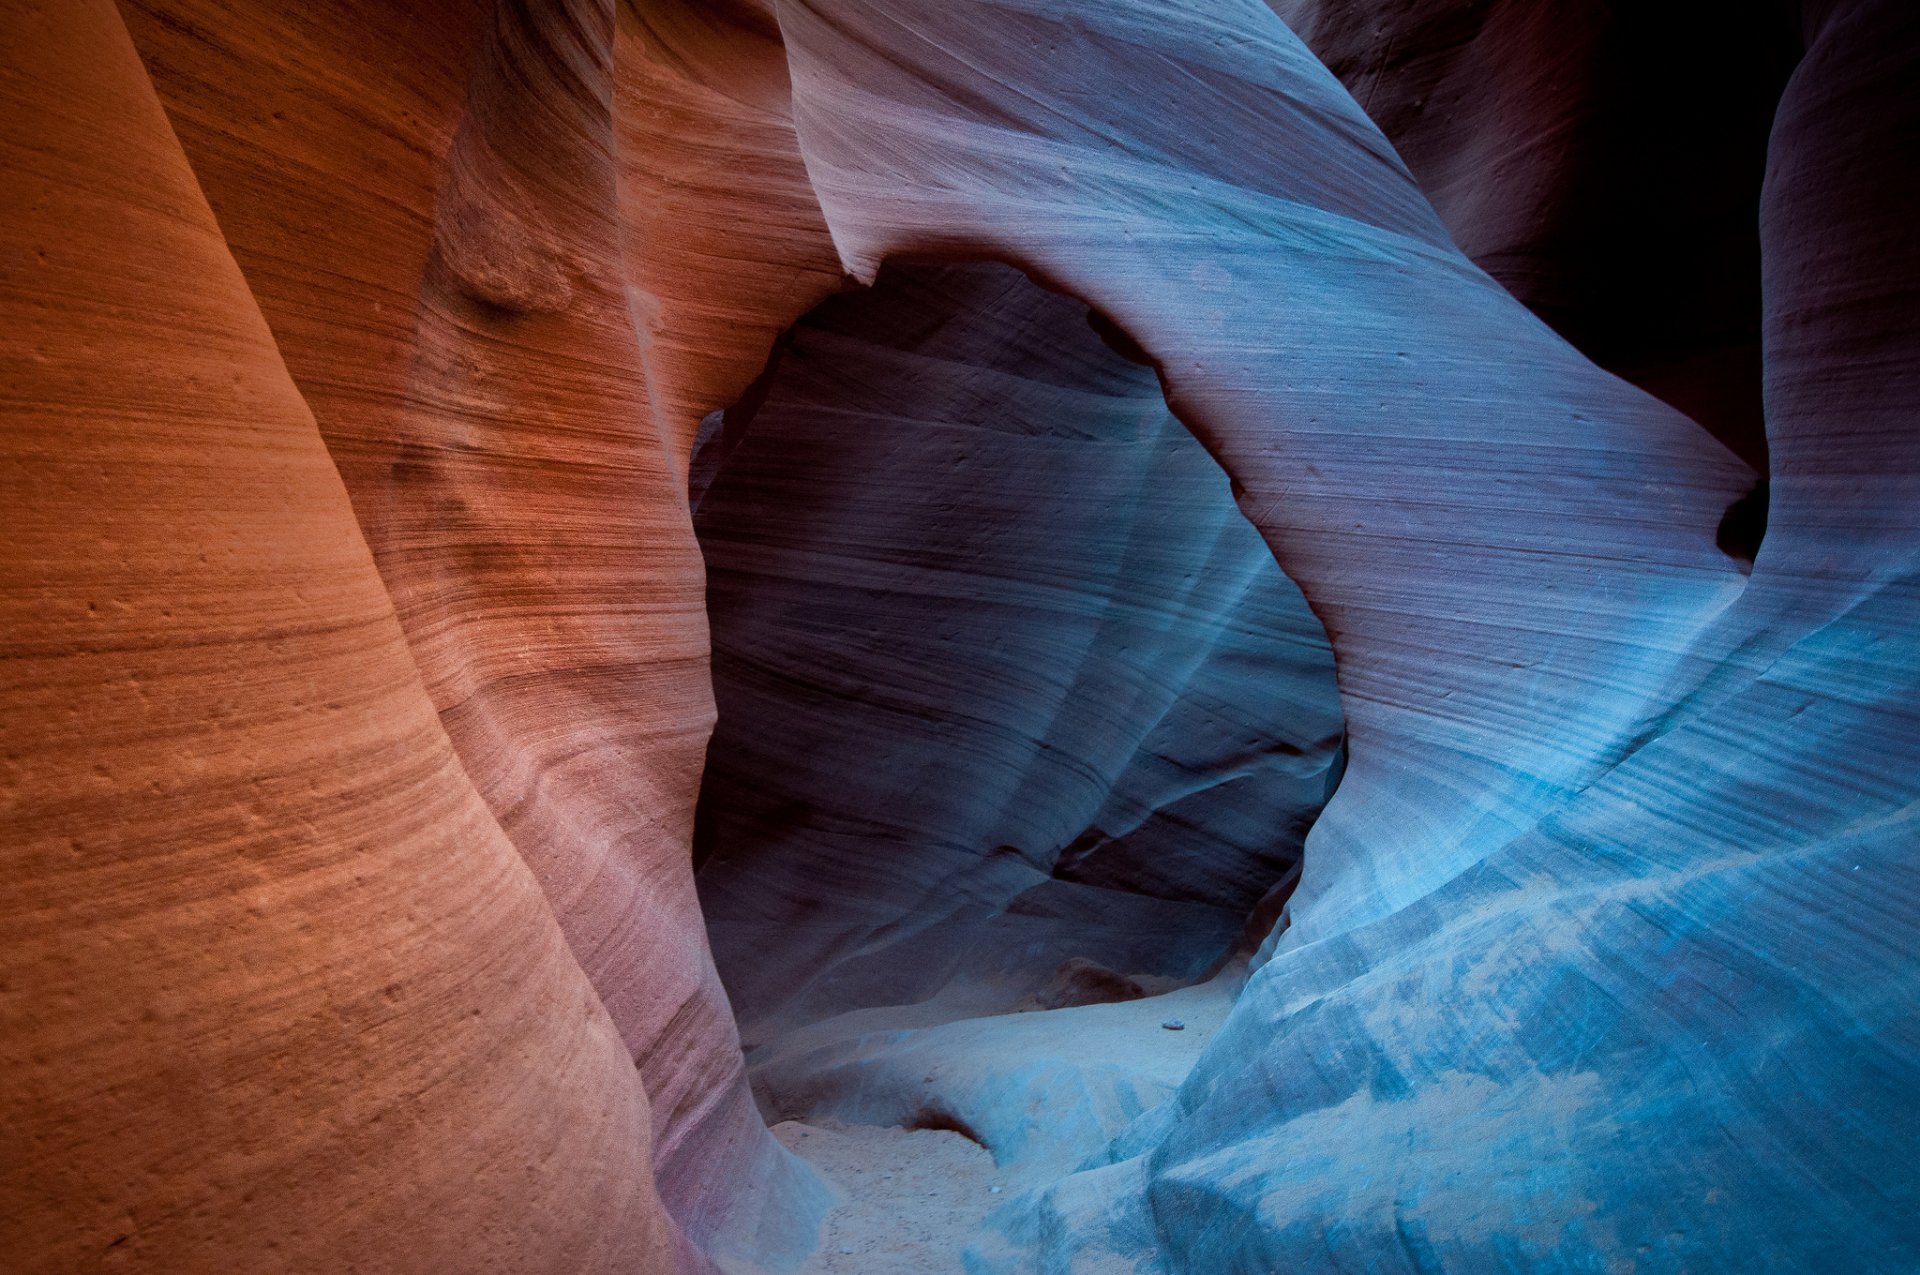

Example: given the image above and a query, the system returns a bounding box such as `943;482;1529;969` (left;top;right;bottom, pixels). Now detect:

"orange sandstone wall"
612;0;844;482
0;1;680;1269
112;0;834;1259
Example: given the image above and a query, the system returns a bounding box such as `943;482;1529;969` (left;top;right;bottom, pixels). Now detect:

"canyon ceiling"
2;0;1916;1272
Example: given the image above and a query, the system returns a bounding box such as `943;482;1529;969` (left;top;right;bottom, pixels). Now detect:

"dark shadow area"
1717;478;1770;569
687;261;1346;1053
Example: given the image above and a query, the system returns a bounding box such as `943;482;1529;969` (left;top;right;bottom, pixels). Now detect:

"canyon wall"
1267;0;1801;469
762;0;1920;1265
4;0;1917;1271
0;3;683;1268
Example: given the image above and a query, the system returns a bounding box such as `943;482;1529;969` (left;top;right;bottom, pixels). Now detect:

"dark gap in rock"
687;257;1345;1176
1717;478;1769;569
1085;307;1154;366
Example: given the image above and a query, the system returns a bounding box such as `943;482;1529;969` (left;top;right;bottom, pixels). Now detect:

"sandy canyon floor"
770;977;1236;1272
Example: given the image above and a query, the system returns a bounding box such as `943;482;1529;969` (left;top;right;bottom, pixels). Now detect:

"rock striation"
0;3;679;1269
1267;0;1801;470
764;0;1920;1266
3;0;1917;1272
693;260;1343;1044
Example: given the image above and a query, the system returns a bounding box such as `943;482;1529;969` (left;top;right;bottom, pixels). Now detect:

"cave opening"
683;259;1346;1233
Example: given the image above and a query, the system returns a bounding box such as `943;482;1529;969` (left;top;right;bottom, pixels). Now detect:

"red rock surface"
0;2;679;1268
111;0;864;1260
614;0;845;478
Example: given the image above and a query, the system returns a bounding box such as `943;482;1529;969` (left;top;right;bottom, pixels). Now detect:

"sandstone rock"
1268;0;1801;469
0;3;680;1268
111;0;836;1260
693;261;1343;1042
4;1;1917;1271
771;0;1920;1268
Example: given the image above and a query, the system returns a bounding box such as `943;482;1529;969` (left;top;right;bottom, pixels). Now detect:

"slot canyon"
1;0;1916;1272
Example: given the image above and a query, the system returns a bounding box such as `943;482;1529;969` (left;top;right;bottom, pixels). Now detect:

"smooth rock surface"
768;0;1919;1269
1268;0;1801;468
112;0;834;1260
0;3;680;1268
5;0;1918;1271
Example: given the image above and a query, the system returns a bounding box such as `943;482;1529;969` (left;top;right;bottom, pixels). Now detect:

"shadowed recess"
688;261;1345;1166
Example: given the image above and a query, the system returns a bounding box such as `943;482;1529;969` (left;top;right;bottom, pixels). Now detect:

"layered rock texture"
4;0;1917;1272
693;260;1343;1042
0;3;682;1269
1267;0;1802;470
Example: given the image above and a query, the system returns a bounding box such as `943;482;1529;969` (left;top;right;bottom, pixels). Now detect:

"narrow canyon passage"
688;261;1346;1266
7;2;1919;1272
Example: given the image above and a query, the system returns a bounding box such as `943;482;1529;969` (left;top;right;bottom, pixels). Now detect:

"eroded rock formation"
0;3;679;1268
1267;0;1801;469
694;260;1343;1042
3;0;1916;1271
